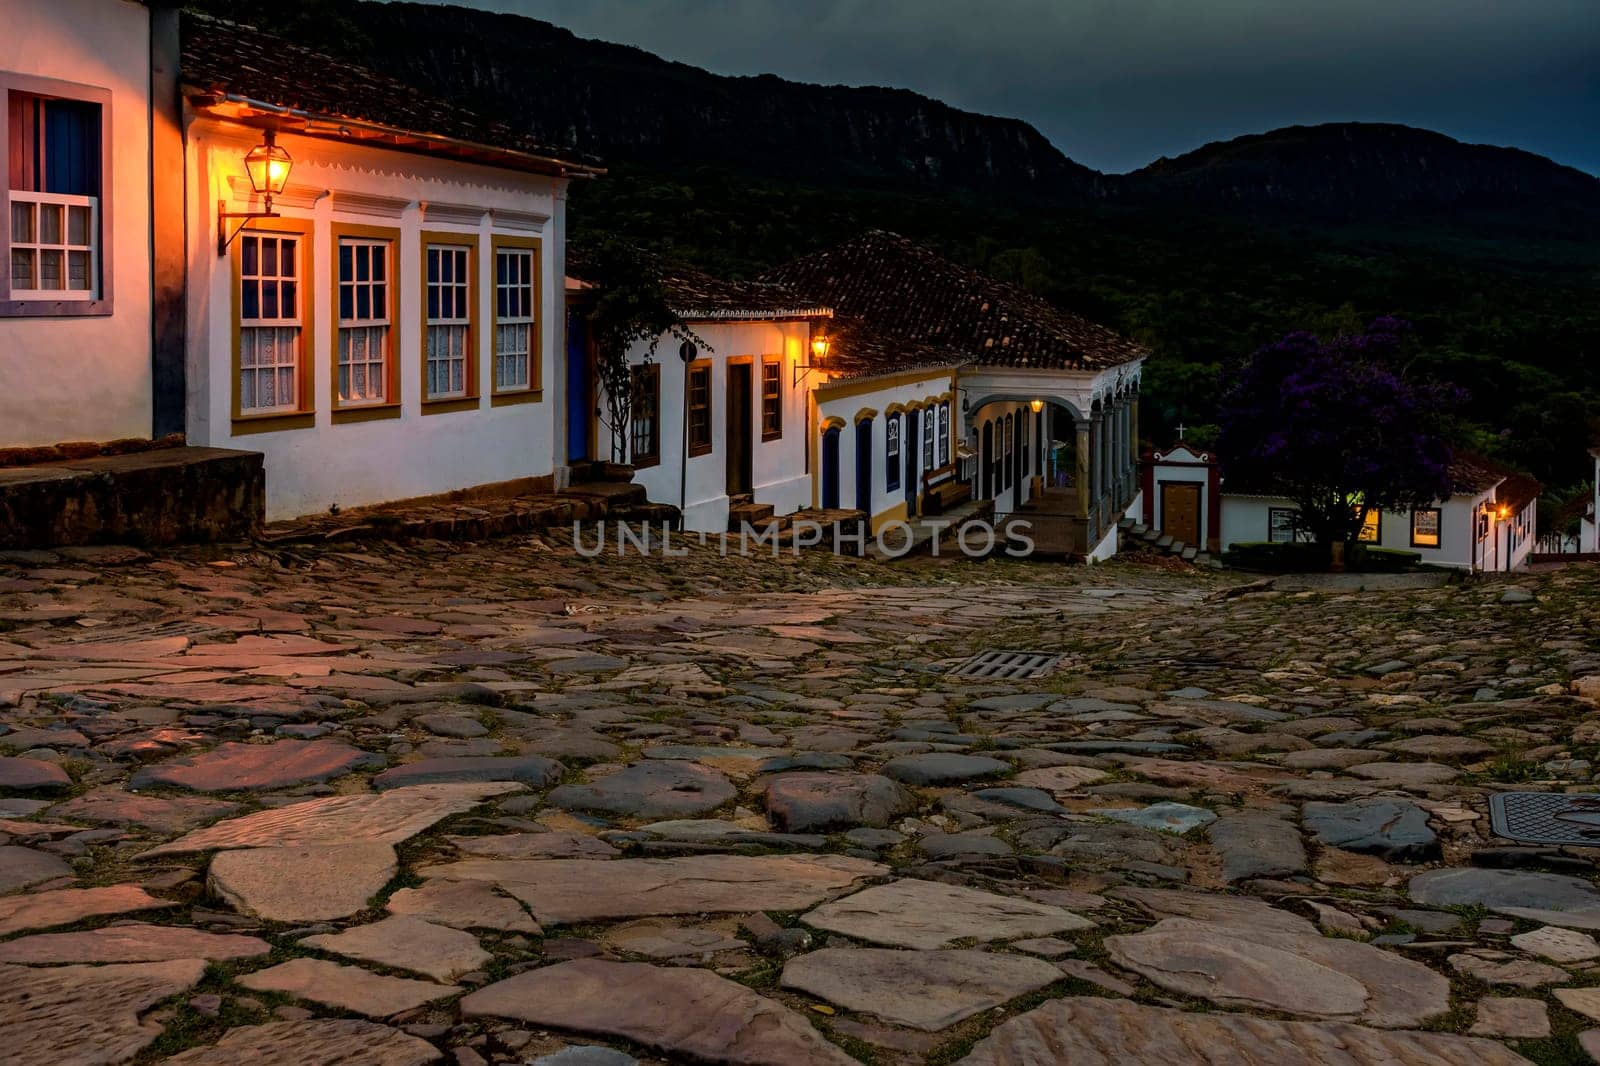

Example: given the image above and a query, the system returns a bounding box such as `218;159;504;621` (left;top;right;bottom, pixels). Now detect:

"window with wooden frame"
885;415;901;491
686;361;712;456
332;228;398;417
236;227;311;424
1410;507;1442;548
761;357;782;440
1268;507;1299;543
492;237;540;403
630;363;660;468
3;79;111;315
422;233;478;408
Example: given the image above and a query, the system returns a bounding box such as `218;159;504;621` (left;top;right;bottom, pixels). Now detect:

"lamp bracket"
793;362;822;388
217;196;279;257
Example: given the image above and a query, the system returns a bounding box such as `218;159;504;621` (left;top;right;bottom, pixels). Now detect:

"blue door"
904;407;919;517
821;427;841;509
855;418;873;514
566;308;590;463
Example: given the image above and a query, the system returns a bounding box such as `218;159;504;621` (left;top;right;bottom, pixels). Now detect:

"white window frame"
1;76;112;317
10;191;97;300
336;237;391;406
922;407;936;470
425;243;471;400
885;416;902;491
493;246;534;393
238;231;303;416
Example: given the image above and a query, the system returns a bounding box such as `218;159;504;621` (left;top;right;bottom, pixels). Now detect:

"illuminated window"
1356;508;1380;544
425;243;471;400
686;362;712;455
1410;507;1441;549
7;91;101;303
238;232;303;414
336;238;391;406
494;246;535;392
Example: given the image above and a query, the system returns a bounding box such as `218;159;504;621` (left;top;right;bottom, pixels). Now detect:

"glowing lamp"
1029;398;1044;413
243;132;293;196
811;333;832;362
217;130;294;256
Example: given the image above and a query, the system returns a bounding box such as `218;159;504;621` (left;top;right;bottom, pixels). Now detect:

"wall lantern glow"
217;130;294;256
1029;398;1044;413
796;331;831;387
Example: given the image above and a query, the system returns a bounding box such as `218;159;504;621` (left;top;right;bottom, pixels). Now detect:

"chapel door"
1162;483;1201;545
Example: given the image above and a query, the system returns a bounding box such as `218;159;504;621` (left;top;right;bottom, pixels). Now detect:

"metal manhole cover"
949;650;1063;680
1488;792;1600;845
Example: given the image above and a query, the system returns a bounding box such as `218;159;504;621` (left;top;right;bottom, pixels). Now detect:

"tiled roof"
1496;472;1543;515
764;231;1147;372
181;13;599;175
566;246;828;320
653;265;830;321
1449;451;1518;495
822;315;963;381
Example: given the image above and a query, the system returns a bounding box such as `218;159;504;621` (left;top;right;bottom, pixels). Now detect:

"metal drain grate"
949;649;1063;680
1488;792;1600;846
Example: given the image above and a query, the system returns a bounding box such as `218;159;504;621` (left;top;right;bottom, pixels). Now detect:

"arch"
884;401;907;416
853;406;879;424
819;415;846;433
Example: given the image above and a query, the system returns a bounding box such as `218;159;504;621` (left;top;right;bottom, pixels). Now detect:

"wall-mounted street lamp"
1029;398;1045;413
217;130;294;256
795;331;830;387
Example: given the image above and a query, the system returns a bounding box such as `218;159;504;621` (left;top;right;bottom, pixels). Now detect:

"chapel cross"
1175;423;1186;440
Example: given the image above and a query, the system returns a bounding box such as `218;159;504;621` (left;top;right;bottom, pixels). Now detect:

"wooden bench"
920;465;971;516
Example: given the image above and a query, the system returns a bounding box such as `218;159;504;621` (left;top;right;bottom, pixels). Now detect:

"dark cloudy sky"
462;0;1600;176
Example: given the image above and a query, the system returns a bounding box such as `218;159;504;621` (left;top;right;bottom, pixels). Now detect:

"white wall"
185;121;567;519
602;320;813;532
0;0;152;446
1221;493;1490;569
816;372;954;530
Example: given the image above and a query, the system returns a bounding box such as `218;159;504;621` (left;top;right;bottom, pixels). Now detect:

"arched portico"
958;363;1143;554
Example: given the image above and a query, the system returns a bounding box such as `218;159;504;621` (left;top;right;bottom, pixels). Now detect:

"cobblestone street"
2;534;1599;1063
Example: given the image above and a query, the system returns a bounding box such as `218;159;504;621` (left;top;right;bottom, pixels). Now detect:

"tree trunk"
1329;540;1346;572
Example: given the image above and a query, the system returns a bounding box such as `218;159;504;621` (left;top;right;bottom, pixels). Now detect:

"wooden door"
821;427;841;510
725;363;752;495
855;418;873;514
1162;482;1201;545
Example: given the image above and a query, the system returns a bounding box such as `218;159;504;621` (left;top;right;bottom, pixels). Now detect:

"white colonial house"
178;15;599;519
768;232;1147;560
570;268;828;532
0;0;167;447
1142;443;1542;571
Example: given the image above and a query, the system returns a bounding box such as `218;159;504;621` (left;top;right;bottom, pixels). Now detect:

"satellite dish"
678;340;698;363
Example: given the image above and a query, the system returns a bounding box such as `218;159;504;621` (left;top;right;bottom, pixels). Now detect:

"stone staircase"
726;494;775;532
1119;516;1221;568
563;461;681;527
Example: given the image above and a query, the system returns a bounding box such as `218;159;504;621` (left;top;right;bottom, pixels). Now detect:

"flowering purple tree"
1218;318;1459;558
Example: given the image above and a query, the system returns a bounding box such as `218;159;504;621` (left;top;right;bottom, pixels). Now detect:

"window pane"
241;281;259;320
67;205;90;245
280;281;296;318
67;250;89;289
11;202;33;242
241;235;257;276
261;283;278;320
262;238;277;277
356;285;370;320
372;246;386;281
11;248;35;288
38;204;62;244
339;242;352;280
38;249;62;289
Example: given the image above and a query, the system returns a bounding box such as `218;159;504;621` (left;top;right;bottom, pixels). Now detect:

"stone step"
727;501;775;532
1155;534;1174;550
562;480;648;511
1181;546;1198;562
